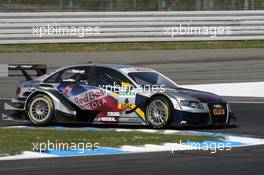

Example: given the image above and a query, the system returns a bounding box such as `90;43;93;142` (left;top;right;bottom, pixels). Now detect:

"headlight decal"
180;100;204;109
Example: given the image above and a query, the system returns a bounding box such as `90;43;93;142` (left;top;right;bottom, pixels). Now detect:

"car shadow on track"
41;122;239;131
1;119;239;131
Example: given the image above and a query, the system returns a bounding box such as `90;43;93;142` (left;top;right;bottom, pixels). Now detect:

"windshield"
128;72;177;89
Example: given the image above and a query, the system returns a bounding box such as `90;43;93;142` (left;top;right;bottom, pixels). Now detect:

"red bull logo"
74;89;105;104
74;89;106;110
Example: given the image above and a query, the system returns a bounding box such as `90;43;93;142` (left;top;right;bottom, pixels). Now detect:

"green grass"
0;41;264;53
0;128;221;156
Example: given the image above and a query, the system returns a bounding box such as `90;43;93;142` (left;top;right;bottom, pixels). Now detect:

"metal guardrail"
0;11;264;44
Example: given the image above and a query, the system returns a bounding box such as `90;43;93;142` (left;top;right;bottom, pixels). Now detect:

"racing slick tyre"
27;94;54;126
146;96;173;129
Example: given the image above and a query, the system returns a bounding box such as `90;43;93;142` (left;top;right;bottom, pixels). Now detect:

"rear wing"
0;64;47;81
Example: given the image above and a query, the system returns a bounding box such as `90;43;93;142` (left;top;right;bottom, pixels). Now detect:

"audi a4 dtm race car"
3;63;235;128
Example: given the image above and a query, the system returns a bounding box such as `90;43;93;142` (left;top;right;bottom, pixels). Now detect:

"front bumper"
171;109;235;127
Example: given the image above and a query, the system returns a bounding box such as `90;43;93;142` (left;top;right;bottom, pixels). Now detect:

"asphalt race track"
0;145;263;175
0;102;263;137
0;48;264;175
1;48;264;98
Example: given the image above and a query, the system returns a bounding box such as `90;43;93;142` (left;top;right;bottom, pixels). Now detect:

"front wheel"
27;94;54;126
146;96;173;129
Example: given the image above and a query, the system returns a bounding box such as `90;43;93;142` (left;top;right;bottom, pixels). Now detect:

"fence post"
244;0;249;10
69;0;73;11
8;0;12;11
60;0;64;11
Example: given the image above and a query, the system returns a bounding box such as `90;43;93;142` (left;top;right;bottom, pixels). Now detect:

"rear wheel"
146;96;173;128
27;94;54;126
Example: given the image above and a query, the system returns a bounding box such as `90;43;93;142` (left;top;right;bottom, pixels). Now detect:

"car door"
90;66;139;123
54;65;107;122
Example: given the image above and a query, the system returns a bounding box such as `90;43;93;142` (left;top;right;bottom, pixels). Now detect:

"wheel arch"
25;89;76;117
145;93;174;128
147;93;176;111
25;91;54;111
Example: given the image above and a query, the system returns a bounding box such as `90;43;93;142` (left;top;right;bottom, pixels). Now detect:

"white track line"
229;101;264;104
181;82;264;98
0;151;56;161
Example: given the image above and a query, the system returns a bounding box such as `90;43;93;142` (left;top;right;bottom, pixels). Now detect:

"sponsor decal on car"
212;104;225;115
118;90;136;97
66;69;85;74
120;67;153;74
39;74;48;81
118;83;136;110
63;84;76;95
118;98;135;110
107;112;120;117
99;117;117;122
72;89;107;110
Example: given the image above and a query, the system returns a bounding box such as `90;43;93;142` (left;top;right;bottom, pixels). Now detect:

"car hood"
168;87;225;103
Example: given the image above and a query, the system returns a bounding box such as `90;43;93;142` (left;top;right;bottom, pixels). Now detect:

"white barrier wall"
0;11;264;44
